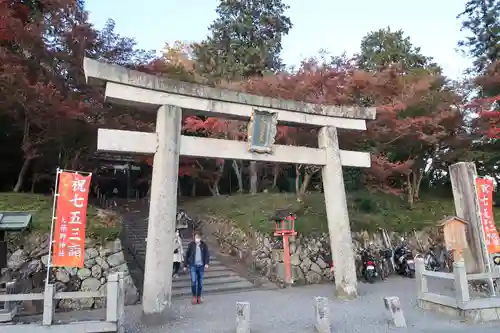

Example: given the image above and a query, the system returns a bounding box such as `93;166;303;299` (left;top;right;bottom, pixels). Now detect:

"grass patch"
184;191;500;235
0;192;120;241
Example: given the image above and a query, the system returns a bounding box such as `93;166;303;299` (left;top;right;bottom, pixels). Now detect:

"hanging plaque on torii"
247;109;278;154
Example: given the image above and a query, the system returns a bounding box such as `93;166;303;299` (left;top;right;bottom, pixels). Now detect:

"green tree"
458;0;500;74
458;0;500;182
194;0;292;81
357;27;440;73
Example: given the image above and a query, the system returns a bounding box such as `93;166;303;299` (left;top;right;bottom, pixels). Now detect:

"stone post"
314;296;331;333
106;271;124;332
236;301;250;333
4;281;16;312
318;126;358;299
117;272;125;333
106;273;119;323
383;296;406;328
142;105;182;316
415;257;427;299
449;162;486;274
453;261;470;308
42;284;55;326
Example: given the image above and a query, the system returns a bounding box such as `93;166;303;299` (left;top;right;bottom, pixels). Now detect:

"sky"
85;0;473;80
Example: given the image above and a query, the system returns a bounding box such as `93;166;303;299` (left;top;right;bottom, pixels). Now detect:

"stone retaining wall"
0;234;138;311
254;233;333;285
207;217;443;286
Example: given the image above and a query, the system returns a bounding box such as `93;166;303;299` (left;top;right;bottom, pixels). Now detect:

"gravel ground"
120;276;499;333
6;276;498;332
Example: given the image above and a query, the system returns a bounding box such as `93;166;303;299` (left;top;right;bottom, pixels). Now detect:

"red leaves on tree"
184;116;246;141
140;116;233;178
465;96;500;139
1;0;162;190
223;60;462;202
183;115;243;170
1;0;87;153
469;62;500;140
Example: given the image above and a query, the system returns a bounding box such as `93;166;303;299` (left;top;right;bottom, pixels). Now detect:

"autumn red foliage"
225;61;462;204
465;96;500;139
470;62;500;139
0;0;160;192
0;0;94;190
0;6;480;203
122;53;468;202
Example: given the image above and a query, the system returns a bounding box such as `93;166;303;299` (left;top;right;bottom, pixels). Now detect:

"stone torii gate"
83;58;376;316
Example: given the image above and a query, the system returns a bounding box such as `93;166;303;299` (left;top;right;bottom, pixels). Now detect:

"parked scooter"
360;243;383;283
393;238;415;278
423;247;440;271
379;248;393;278
423;245;454;272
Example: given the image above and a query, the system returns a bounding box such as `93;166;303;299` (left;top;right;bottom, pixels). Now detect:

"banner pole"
45;168;61;289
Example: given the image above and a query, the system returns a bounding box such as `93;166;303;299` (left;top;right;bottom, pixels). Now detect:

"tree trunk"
30;160;38;193
210;162;224;196
299;173;313;195
297;166;320;202
406;174;414;209
413;169;424;202
70;150;81;170
13;157;33;192
295;165;302;193
146;181;151;201
31;174;37;193
249;161;258;194
297;173;312;202
272;163;280;188
232;160;244;193
209;184;220;196
191;181;196;196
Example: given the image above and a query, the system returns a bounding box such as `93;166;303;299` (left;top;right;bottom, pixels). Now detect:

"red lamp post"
274;213;297;286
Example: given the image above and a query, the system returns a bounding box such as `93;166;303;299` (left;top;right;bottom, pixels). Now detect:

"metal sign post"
45;168;61;290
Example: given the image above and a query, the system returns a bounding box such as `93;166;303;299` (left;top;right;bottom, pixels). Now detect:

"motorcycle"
423;248;440;271
423;245;454;272
393;238;415;278
379;248;393;278
360;245;381;283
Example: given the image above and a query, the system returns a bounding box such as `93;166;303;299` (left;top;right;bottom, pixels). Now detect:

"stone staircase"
171;239;255;297
119;209;257;299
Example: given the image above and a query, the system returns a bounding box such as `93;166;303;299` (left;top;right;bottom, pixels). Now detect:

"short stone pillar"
42;284;55;326
314;296;331;333
236;301;250;333
453;261;470;307
383;296;406;328
415;257;427;299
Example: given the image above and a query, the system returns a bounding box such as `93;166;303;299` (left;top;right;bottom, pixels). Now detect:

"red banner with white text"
476;177;500;254
51;171;92;267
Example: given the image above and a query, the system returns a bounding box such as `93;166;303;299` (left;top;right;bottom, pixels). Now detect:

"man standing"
183;231;209;304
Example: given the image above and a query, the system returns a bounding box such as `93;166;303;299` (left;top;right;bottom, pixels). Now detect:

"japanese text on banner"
51;172;91;267
476;177;500;254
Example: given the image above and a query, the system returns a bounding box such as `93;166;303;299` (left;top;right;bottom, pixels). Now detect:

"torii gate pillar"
142;105;182;315
319;126;358;298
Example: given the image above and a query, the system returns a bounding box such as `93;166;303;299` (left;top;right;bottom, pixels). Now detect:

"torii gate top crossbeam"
83;58;376;121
